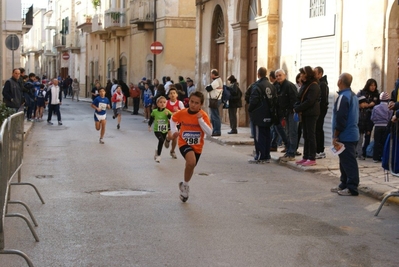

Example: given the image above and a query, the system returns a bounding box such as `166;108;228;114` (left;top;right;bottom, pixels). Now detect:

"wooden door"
247;29;258;86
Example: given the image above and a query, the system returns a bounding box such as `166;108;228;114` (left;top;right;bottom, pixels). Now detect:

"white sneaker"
155;156;161;163
315;152;326;159
170;151;177;159
179;182;189;202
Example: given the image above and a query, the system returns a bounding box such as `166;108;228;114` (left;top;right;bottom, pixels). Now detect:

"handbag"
208;92;221;109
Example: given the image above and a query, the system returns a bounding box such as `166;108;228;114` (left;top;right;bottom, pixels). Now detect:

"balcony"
104;8;128;31
53;33;66;51
92;14;106;34
70;36;81;54
76;12;92;33
130;0;154;31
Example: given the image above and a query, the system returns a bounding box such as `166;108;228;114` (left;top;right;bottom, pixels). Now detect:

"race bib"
182;131;201;145
157;123;167;132
99;103;107;110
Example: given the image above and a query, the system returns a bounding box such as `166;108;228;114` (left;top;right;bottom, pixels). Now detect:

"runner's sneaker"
164;138;170;148
99;138;104;144
179;182;189;202
154;150;158;161
155;156;161;163
170;151;177;159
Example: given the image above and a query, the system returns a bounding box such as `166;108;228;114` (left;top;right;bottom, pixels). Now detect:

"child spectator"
142;82;153;123
371;92;392;162
356;96;372;160
35;84;46;121
111;85;126;130
148;96;172;163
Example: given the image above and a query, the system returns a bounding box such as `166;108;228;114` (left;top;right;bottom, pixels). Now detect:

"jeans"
302;115;318;160
210;99;222;134
373;126;388;161
338;141;359;195
286;113;298;157
271;120;288;149
316;108;327;153
254;125;271;160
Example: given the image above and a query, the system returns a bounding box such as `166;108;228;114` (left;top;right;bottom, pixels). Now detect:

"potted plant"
92;0;101;10
84;14;92;23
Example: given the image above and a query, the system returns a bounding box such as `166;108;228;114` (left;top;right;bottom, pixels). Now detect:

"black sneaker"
117;124;120;129
179;182;189;202
58;121;62;125
47;121;53;125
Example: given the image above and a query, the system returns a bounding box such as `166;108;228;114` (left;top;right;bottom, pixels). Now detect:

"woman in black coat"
293;66;321;166
226;75;242;134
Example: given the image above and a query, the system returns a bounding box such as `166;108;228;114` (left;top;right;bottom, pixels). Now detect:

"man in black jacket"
275;69;299;162
314;66;329;159
248;67;277;163
2;68;24;112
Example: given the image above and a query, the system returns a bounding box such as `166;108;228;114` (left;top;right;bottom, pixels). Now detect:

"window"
249;0;257;21
309;0;326;18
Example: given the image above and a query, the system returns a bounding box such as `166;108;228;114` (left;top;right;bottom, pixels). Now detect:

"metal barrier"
375;121;399;216
0;112;43;266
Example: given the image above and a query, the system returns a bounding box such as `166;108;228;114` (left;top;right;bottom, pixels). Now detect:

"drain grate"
35;175;54;179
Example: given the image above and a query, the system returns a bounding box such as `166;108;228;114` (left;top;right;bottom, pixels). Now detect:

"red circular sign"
62;52;70;60
150;41;163;55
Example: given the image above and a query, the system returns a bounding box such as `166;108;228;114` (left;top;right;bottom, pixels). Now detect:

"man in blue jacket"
331;73;359;196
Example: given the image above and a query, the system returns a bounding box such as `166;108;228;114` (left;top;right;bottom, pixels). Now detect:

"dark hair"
295;73;301;83
227;75;237;83
258;67;267;78
179;76;184;82
269;71;276;79
157;84;165;94
363;78;378;92
211;69;219;76
314;66;324;76
29;73;36;78
98;87;105;92
190;91;205;104
299;66;316;82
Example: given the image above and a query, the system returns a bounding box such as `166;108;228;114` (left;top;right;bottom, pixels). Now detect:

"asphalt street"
2;98;399;267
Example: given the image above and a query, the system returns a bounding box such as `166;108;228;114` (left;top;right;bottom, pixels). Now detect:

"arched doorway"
385;2;399;92
211;5;225;80
118;56;127;83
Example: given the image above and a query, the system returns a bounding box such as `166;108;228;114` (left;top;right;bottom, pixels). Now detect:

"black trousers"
302;115;318;160
47;104;61;122
315;108;327;153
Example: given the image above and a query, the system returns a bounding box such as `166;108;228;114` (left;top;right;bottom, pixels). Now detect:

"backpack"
221;85;231;104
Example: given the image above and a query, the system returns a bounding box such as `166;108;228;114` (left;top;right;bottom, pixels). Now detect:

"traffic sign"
5;34;19;51
62;52;70;60
150;41;163;55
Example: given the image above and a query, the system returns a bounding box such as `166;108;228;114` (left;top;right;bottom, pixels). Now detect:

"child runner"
143;82;153;123
164;87;185;159
35;84;46;121
91;87;110;144
148;96;173;163
170;91;212;202
111;85;126;129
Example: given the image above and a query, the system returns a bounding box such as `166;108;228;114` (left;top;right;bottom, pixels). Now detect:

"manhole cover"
100;190;149;196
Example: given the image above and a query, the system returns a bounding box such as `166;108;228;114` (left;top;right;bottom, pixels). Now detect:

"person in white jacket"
205;69;223;136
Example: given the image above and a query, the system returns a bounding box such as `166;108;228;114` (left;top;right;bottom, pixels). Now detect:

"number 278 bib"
182;131;201;145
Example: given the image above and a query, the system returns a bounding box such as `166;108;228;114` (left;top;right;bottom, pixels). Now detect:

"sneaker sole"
179;195;188;202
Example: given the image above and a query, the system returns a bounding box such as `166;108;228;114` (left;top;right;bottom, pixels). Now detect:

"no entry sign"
62;52;70;60
150;41;163;55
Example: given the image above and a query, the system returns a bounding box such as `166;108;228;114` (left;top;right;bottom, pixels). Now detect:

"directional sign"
62;52;70;60
150;41;163;55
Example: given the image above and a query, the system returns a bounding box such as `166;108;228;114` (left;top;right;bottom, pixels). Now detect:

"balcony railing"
104;8;127;29
92;14;106;33
53;33;66;47
130;0;154;23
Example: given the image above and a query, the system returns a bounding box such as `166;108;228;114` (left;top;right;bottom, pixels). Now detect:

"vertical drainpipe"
337;0;343;75
381;0;388;91
153;0;157;79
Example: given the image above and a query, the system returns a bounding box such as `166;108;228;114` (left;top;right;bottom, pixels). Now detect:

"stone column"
255;14;279;71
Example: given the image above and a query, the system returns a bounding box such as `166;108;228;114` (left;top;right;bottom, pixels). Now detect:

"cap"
142;77;147;81
358;95;367;104
379;92;389;101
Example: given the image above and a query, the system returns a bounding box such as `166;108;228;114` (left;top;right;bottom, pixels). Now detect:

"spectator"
248;67;277;164
2;68;23;112
129;83;141;115
314;66;329;159
119;80;130;110
186;77;196;96
294;66;321;166
205;69;223;136
371;92;391;162
71;78;80;101
46;78;63;126
275;69;299;162
356;96;372;160
226;75;242;134
331;73;359;196
356;78;380;159
92;82;101;100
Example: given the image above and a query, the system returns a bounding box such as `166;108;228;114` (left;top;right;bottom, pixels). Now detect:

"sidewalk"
23;97;399;204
